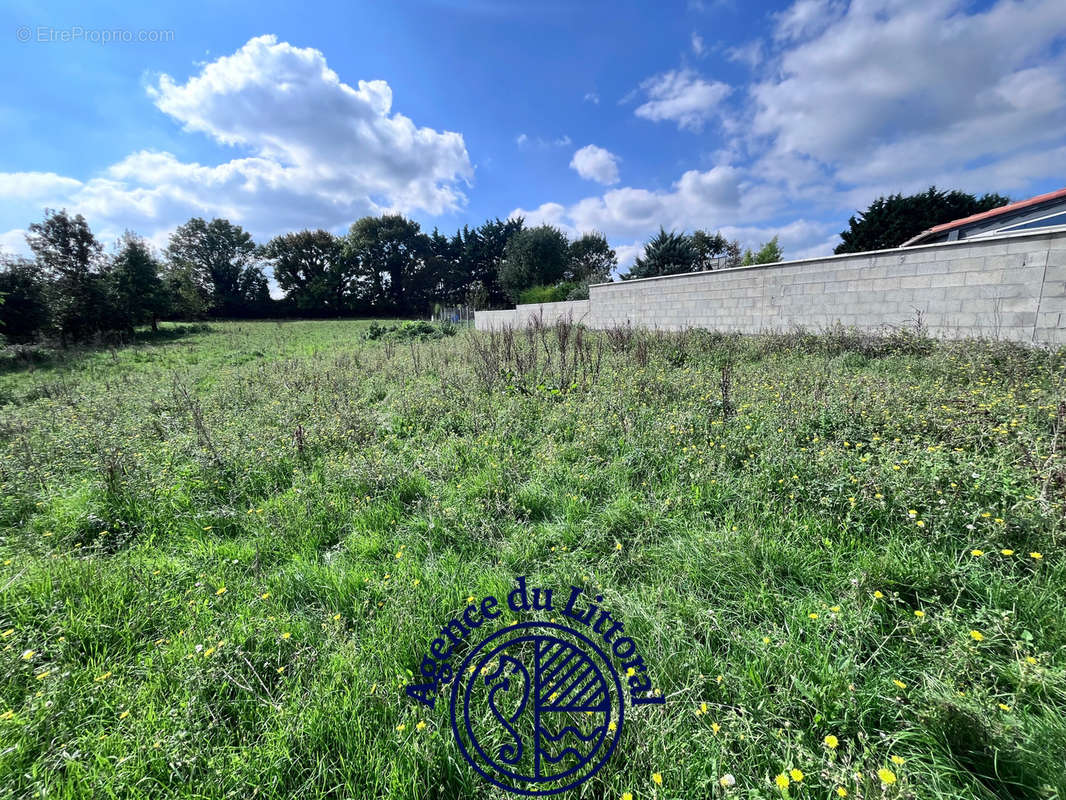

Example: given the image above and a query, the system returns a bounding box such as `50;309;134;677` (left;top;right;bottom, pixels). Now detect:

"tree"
739;236;783;266
567;232;616;284
262;230;350;313
27;209;111;341
498;225;570;302
344;215;432;315
0;256;51;342
109;233;169;331
690;230;729;270
462;218;524;308
624;228;696;280
165;218;262;317
835;186;1010;254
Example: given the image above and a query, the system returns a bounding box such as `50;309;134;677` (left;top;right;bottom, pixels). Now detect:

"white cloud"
0;228;29;256
516;133;572;150
633;68;731;132
583;92;600;104
691;32;705;56
751;0;1066;189
725;40;763;68
0;35;473;247
570;145;621;185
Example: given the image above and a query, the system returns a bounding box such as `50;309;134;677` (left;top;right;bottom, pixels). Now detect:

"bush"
362;320;458;342
518;283;583;305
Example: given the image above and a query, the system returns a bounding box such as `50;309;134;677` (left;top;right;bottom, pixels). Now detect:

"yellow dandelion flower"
260;592;271;600
824;734;839;749
970;630;984;641
998;703;1010;711
775;773;790;790
1030;552;1043;560
35;670;50;680
1000;549;1014;556
1026;656;1037;665
836;788;847;797
615;541;623;551
416;720;427;731
971;549;984;557
809;612;819;619
891;755;905;766
0;710;14;720
119;710;130;719
878;768;896;784
281;632;291;640
277;666;285;673
2;629;14;638
215;587;227;596
711;722;721;734
652;772;663;785
396;723;406;731
873;590;883;599
893;679;907;689
21;650;34;661
830;605;841;613
790;769;804;782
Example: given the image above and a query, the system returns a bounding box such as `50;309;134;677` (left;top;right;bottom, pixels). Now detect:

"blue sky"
2;0;1065;272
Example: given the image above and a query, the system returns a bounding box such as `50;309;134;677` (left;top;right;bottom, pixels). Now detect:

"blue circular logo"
450;621;624;796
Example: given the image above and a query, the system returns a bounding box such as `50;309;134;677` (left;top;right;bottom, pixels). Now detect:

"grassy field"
0;319;1064;800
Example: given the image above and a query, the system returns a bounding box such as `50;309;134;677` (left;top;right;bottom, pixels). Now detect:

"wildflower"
215;587;227;596
790;769;804;782
652;772;663;785
1026;656;1037;665
913;610;925;618
775;773;790;790
95;671;112;682
622;794;633;800
1;629;13;638
0;710;14;720
281;632;291;640
416;720;427;731
969;630;984;641
809;613;819;619
720;774;736;787
1000;549;1014;556
836;788;848;797
466;596;475;604
699;701;708;714
396;723;406;731
873;591;884;599
608;720;617;732
830;605;841;613
276;666;285;673
35;670;50;680
824;734;839;749
893;679;907;689
21;650;34;661
119;710;130;719
998;703;1010;711
260;592;271;600
1030;552;1043;560
615;541;623;551
763;636;771;644
711;722;721;734
877;768;897;784
908;509;917;518
891;755;905;766
971;549;984;557
915;520;925;528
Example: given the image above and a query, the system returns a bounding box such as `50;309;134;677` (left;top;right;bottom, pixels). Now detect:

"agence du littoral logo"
406;576;664;796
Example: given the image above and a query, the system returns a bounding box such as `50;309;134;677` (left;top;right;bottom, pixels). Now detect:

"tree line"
0;185;1008;343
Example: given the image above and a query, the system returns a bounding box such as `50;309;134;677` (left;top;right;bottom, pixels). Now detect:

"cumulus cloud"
751;0;1066;189
517;133;572;149
0;35;473;246
691;32;705;56
633;68;731;132
569;145;621;185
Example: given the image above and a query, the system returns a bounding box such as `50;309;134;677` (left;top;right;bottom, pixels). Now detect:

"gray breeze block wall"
474;228;1066;344
475;300;590;331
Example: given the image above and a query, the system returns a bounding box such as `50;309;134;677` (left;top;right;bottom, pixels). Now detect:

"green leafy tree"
0;256;51;342
566;232;617;286
165;218;262;317
835;186;1010;253
690;230;729;270
109;233;169;331
344;215;432;315
27;209;111;341
498;225;570;302
462;218;524;307
624;228;697;280
262;230;350;313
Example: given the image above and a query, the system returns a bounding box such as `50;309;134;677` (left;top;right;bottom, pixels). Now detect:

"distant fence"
432;305;475;324
475;228;1066;345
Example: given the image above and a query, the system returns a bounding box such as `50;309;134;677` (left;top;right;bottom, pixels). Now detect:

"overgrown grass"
0;319;1063;799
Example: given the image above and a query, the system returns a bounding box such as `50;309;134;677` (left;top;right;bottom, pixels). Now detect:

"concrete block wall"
474;300;590;331
473;228;1066;344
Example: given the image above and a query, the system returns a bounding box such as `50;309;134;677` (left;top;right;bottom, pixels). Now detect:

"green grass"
1;319;1064;799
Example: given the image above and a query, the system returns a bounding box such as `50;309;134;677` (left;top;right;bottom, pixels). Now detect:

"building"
902;187;1066;246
